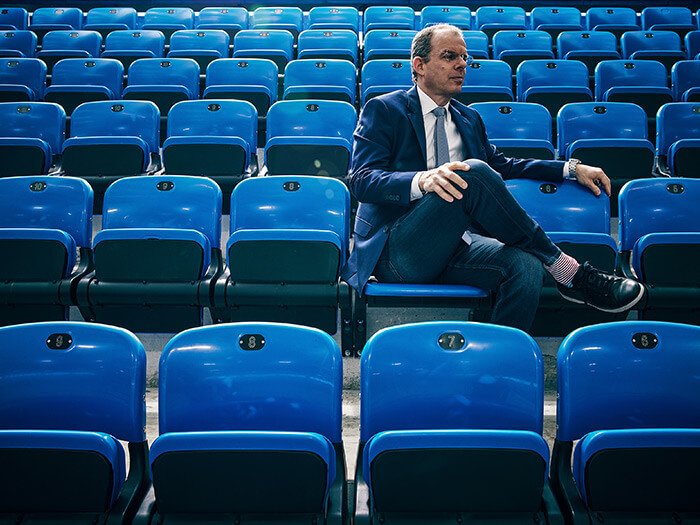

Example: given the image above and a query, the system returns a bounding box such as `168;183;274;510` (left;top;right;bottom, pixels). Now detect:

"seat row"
1;318;699;524
0;173;698;354
2;5;700;37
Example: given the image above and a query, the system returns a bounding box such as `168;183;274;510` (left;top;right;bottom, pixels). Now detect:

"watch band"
566;158;580;180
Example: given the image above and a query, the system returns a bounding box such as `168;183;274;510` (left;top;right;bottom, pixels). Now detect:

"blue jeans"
373;159;563;332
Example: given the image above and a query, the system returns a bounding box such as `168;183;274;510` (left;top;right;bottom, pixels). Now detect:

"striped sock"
545;253;580;287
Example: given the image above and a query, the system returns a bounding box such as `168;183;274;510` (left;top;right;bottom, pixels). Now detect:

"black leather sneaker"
557;262;645;313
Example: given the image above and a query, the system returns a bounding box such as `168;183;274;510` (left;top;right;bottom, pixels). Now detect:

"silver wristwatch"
566;158;580;180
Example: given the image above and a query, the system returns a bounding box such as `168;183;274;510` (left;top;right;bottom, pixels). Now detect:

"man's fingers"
432;182;454;202
600;175;612;197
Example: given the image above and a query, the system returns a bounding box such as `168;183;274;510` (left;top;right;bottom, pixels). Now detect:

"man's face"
413;29;468;104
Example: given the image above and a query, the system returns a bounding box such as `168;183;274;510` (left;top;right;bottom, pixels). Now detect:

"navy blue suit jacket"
341;87;565;293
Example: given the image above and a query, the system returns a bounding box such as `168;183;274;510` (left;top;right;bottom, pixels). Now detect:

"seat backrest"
232;29;294;55
621;30;682;57
595;59;669;99
671;60;700;100
197;7;249;30
641;6;693;30
363;29;416;56
585;7;638;30
363;6;415;32
475;6;527;28
0;321;146;443
308;6;360;32
618;177;700;251
530;7;582;30
684;31;700;60
169;29;229;55
143;7;195;30
360;321;544;442
252;6;303;35
283;58;356;91
420;5;471;29
0;57;46;97
266;99;356;143
0;101;65;153
361;58;411;89
127;57;199;92
464;58;512;87
506;178;611;234
0;30;37;56
657;102;700;156
557;321;700;442
0;175;93;248
85;7;137;29
167;99;257;151
69;100;160;153
103;29;165;56
297;29;358;57
205;57;278;90
41;30;102;55
0;7;28;29
158;322;342;442
102;175;222;249
492;30;553;56
470;101;553;142
50;58;123;95
461;30;489;58
516;59;589;99
30;7;83;29
557;30;618;57
557;102;648;154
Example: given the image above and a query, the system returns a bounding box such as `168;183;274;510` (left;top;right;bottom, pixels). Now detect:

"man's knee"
456;159;505;189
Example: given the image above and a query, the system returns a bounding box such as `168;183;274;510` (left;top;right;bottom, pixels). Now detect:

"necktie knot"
432;106;447;119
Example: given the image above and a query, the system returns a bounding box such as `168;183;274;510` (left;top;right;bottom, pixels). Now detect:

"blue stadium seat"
163;99;257;207
656;102;700;176
214;176;352;354
0;57;45;101
232;29;294;71
28;7;83;42
297;29;359;63
672;60;700;102
475;6;527;41
558;102;655;213
37;30;102;73
551;320;700;523
595;59;673;138
265;99;356;177
101;30;165;71
356;321;560;523
61;100;160;210
0;101;64;175
506;178;620;334
0;321;149;524
123;57;200;141
142;7;194;42
134;322;345;525
457;58;513;105
516;59;592;143
252;6;303;39
360;58;412;105
685;30;700;60
641;6;694;41
77;175;223;332
470;101;555;159
283;58;356;104
585;7;639;39
557;30;620;89
308;6;360;33
167;29;230;72
0;29;36;57
461;30;489;59
619;178;700;323
363;29;416;61
529;7;582;43
492;30;554;76
419;6;471;29
620;30;686;73
44;58;123;116
0;176;92;325
196;7;249;42
84;7;137;39
363;6;415;33
0;7;27;30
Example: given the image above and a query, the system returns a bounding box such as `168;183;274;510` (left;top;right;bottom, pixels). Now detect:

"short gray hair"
410;23;463;82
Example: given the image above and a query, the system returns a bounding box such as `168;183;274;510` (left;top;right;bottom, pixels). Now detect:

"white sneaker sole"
560;284;646;313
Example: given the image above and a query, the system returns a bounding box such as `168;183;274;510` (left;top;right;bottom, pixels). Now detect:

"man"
341;23;644;332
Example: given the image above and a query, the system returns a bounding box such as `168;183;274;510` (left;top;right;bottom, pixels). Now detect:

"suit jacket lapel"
406;87;427;166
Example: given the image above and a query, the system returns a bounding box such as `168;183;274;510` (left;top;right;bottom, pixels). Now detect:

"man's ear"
412;56;424;77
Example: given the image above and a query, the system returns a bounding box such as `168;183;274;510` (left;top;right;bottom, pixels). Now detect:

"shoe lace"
583;265;615;297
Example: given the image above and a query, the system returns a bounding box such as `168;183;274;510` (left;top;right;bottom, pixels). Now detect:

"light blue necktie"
432;106;449;167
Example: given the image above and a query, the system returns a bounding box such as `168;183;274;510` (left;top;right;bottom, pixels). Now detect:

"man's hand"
575;163;611;197
418;161;470;202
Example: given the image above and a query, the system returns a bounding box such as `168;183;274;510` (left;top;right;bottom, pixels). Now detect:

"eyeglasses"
437;50;473;66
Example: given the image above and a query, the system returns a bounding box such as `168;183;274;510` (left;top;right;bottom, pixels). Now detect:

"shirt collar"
417;86;450;118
